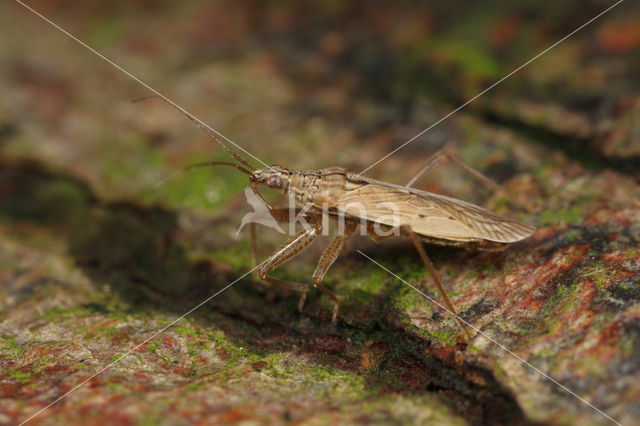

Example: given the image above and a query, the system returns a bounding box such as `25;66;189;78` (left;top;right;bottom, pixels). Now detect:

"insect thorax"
288;167;349;209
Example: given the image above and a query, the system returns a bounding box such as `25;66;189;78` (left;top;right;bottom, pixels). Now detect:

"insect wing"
338;183;535;243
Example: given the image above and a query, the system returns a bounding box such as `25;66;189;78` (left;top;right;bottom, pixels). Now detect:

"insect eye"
267;176;281;188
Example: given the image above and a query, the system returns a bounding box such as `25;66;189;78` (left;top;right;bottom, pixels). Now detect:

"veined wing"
338;178;536;243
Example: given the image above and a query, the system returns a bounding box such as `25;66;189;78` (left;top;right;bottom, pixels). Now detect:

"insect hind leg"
406;149;534;213
401;225;472;338
406;149;504;193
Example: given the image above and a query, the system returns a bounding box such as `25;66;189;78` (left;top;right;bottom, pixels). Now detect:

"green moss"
353;268;390;294
492;194;512;211
184;333;209;356
105;381;124;393
349;393;464;424
35;355;51;373
210;243;254;271
245;353;263;365
138;415;163;426
43;305;90;323
562;227;583;243
36;181;92;225
536;347;558;357
146;151;249;211
337;267;393;312
468;345;481;354
579;356;608;376
173;327;198;336
482;262;498;275
580;263;610;291
532;159;562;192
98;134;164;196
539;205;584;226
492;361;509;381
392;286;433;314
8;369;32;382
186;382;206;391
86;14;128;48
261;356;368;400
133;354;146;366
148;338;161;353
526;278;593;343
427;329;459;345
0;337;24;361
437;40;501;79
100;326;120;336
208;330;251;366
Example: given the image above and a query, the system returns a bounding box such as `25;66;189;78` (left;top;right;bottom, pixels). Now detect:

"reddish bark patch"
251;361;267;371
214;346;231;361
426;343;459;366
584;320;624;364
400;366;431;390
516;245;589;313
307;336;347;354
597;18;640;53
217;407;253;423
489;16;519;47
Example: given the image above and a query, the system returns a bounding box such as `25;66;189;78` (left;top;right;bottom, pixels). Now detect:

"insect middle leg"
311;220;359;323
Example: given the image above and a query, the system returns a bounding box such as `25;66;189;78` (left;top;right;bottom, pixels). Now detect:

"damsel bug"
10;0;535;338
166;105;536;337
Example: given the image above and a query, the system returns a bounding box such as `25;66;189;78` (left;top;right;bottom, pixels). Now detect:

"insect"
12;0;534;340
167;105;536;337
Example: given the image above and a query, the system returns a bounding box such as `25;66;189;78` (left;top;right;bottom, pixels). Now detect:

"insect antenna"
132;96;256;171
152;161;254;188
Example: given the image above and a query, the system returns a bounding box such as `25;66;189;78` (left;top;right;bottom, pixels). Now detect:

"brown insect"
169;106;536;337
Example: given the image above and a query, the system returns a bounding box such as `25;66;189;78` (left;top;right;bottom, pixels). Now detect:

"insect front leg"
250;206;315;260
258;222;322;311
246;183;310;267
248;208;292;265
312;221;359;323
401;225;472;338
